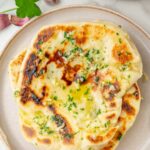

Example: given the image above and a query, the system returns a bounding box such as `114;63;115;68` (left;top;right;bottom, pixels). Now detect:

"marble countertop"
0;0;150;54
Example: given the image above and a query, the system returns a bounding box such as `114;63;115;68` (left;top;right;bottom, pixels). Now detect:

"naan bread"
101;83;141;150
9;22;142;150
9;50;141;150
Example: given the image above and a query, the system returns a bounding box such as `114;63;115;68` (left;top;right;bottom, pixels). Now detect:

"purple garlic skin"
10;16;29;26
45;0;59;5
0;14;11;30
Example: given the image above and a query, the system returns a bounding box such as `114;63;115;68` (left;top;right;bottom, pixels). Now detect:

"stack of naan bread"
9;22;143;150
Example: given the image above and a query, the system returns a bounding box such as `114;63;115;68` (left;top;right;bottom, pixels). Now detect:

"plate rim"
0;4;150;150
0;4;150;60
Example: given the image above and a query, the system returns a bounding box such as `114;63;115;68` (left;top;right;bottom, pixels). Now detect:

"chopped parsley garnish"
76;75;87;84
63;52;69;58
74;111;78;115
63;31;75;44
66;95;77;111
94;76;100;83
128;74;131;79
68;102;77;111
119;38;122;44
38;40;43;45
51;115;64;127
53;95;58;100
33;111;54;135
117;133;123;140
81;137;83;140
69;89;73;93
120;64;128;71
100;64;109;69
76;88;81;91
14;90;20;97
80;108;85;111
85;51;93;62
126;51;132;55
80;75;86;82
39;125;54;135
68;95;73;101
96;109;102;115
116;32;119;36
64;133;73;139
104;120;111;128
62;86;66;90
84;88;90;95
37;49;43;54
38;69;44;76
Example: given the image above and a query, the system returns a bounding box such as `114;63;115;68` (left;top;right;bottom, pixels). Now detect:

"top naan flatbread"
9;22;142;150
9;49;141;150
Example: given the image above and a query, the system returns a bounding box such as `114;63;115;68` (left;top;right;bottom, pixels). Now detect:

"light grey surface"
0;6;150;150
0;0;150;54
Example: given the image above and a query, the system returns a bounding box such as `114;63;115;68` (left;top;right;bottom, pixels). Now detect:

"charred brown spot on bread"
65;26;76;32
112;44;133;64
116;131;123;141
102;143;114;150
34;27;54;49
133;84;140;100
41;86;47;97
87;135;103;143
41;50;65;73
45;51;50;59
82;70;102;87
62;64;80;86
23;53;40;85
122;96;135;115
102;81;120;101
106;128;117;138
20;87;42;105
22;125;36;138
48;105;74;144
20;87;31;104
38;138;51;144
52;50;65;68
74;31;87;45
87;127;116;143
106;114;116;119
110;102;116;107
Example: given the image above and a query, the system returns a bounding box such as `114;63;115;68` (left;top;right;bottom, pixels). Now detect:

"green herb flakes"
94;76;100;83
51;115;64;127
53;95;58;100
33;111;54;135
96;109;101;115
119;38;122;44
104;120;111;128
64;133;73;139
117;133;123;141
37;49;43;54
14;90;20;97
84;88;90;95
63;31;75;44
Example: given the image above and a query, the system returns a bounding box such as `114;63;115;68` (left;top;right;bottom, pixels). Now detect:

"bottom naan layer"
9;50;141;150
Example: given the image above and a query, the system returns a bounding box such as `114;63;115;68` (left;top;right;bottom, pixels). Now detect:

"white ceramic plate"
0;5;150;150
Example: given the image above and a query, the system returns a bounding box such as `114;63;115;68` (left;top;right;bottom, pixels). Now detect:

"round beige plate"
0;5;150;150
